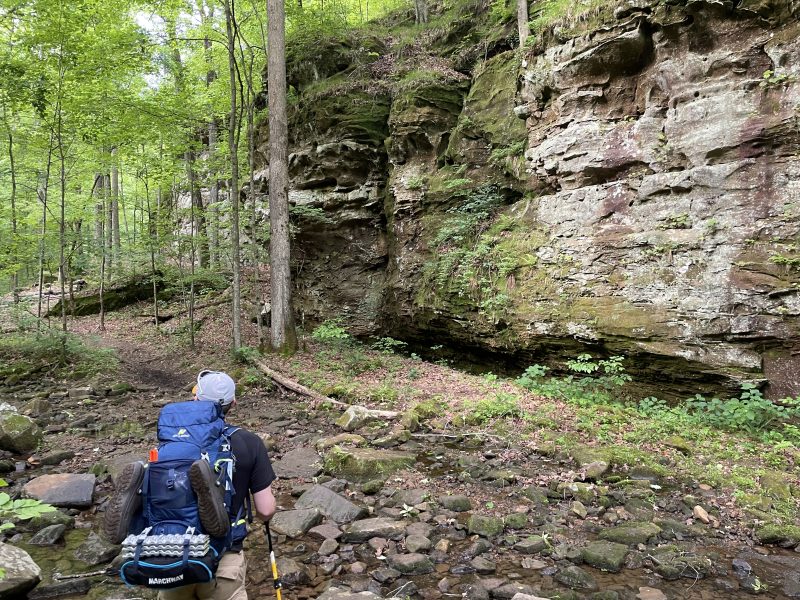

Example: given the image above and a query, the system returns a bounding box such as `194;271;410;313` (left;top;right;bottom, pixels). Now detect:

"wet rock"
503;513;528;529
68;386;95;400
25;509;74;532
0;542;41;598
468;514;504;537
515;535;548;554
342;517;407;542
439;495;472;512
295;484;367;524
309;523;342;540
636;588;667;600
323;446;416;482
520;486;549;505
406;522;433;538
27;579;91;600
336;406;384;431
581;541;628;573
374;428;411;448
740;575;767;594
555;565;598;591
714;578;740;593
276;557;310;586
570;501;587;519
24;474;96;508
732;558;753;577
315;433;367;451
388;552;434;574
784;570;800;598
37;450;75;466
321;478;348;493
599;522;661;545
0;402;17;414
490;583;535;599
470;556;496;574
520;558;547;570
270;508;323;538
319;539;339;556
28;524;66;546
315;586;381;600
74;532;119;566
0;412;42;453
373;567;401;583
361;479;385;495
510;594;549;600
652;518;703;540
273;447;323;479
21;398;51;418
392;488;428;506
450;565;476;575
463;582;490;600
405;534;431;553
466;538;493;558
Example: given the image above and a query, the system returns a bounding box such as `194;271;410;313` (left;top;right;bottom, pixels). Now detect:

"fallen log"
251;359;399;418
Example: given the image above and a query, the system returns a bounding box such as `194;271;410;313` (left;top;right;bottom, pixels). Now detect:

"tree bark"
6;129;18;302
517;0;529;47
267;0;298;354
414;0;428;24
225;0;242;350
111;147;121;263
94;172;104;249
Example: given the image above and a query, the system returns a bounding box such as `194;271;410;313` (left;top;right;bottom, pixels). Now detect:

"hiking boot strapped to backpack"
104;400;249;589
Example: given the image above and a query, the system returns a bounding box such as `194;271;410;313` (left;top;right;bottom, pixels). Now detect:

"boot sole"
104;461;145;544
189;460;230;538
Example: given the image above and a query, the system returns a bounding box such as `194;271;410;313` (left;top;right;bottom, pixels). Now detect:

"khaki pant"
158;551;247;600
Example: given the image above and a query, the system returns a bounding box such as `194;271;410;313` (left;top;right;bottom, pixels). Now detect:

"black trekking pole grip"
266;521;283;600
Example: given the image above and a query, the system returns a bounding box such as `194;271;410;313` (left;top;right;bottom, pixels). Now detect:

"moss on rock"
322;446;416;482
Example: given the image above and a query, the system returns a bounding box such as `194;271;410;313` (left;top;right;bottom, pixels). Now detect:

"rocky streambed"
2;368;800;600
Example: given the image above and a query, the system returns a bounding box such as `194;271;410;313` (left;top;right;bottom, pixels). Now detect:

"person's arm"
253;485;276;522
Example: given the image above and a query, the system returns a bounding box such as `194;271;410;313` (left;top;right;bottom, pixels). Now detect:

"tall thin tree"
267;0;297;353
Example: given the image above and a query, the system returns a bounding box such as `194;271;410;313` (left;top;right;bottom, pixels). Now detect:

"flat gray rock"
23;474;96;508
316;587;382;600
270;508;322;538
274;447;323;480
73;532;119;566
341;517;407;542
295;484;367;524
0;542;41;599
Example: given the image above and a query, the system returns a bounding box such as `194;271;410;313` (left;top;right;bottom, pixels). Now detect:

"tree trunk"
414;0;428;24
267;0;298;354
7;130;18;302
105;172;113;275
111;147;121;263
36;135;54;330
94;172;104;250
517;0;529;47
208;121;220;270
185;149;208;269
225;0;242;350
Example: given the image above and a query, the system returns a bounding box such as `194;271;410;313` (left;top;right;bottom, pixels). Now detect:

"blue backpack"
119;401;247;589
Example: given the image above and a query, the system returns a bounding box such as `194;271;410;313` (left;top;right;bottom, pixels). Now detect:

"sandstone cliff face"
274;0;800;397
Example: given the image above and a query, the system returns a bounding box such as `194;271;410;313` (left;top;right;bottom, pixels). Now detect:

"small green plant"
483;372;499;384
311;319;352;345
637;396;669;415
0;487;57;533
406;175;426;190
468;391;523;423
659;212;691;230
233;345;261;364
289;204;334;225
760;69;793;88
371;337;408;354
704;218;720;234
443;177;471;190
685;384;800;434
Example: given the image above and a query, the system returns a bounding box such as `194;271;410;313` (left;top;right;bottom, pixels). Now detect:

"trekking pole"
53;567;117;581
266;521;283;600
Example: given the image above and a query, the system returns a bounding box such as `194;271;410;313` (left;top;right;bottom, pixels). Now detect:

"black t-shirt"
229;428;276;518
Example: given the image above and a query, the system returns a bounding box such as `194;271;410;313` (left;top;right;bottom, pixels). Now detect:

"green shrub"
467;391;523;423
685;384;800;434
371;336;408;354
311;319;352;345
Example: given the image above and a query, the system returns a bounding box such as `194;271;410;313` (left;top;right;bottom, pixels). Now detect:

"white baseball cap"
195;370;236;405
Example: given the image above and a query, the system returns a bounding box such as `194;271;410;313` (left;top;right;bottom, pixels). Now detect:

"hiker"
104;370;276;600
